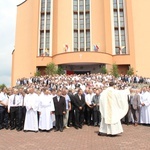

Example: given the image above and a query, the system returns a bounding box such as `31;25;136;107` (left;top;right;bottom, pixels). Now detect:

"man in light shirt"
85;88;95;126
8;89;20;130
0;87;8;130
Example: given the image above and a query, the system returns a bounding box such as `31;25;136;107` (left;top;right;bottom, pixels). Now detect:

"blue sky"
0;0;25;87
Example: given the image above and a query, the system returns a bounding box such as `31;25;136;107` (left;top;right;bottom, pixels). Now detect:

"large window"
113;0;127;54
85;0;90;11
40;14;45;30
74;13;78;29
46;13;50;30
41;0;45;12
40;31;44;56
73;0;91;51
79;0;84;11
80;31;84;51
47;0;51;12
73;0;78;11
86;13;90;29
86;30;90;51
74;31;78;51
39;0;52;56
40;31;44;49
80;13;84;29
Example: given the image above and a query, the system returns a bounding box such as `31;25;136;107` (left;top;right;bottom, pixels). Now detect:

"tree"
45;62;57;75
111;63;119;77
34;70;41;77
0;84;6;90
127;67;134;76
100;66;108;74
56;66;65;75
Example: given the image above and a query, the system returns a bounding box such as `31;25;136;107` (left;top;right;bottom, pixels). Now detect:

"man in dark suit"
53;89;66;132
74;88;85;129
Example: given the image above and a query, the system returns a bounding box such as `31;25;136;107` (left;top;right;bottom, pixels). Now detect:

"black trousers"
10;107;19;128
93;110;101;124
75;109;84;127
0;106;5;127
17;106;27;129
86;106;93;125
4;107;9;128
84;105;88;124
21;106;26;128
55;115;63;130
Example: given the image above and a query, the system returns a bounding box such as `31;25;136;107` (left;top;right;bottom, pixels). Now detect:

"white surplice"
140;91;150;124
99;87;129;135
38;94;55;130
24;93;39;131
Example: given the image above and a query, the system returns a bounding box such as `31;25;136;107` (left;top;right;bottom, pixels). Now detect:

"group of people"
123;86;150;126
0;86;101;132
0;73;150;136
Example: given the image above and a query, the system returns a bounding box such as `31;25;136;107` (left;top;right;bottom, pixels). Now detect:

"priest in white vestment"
98;82;130;136
24;88;39;132
38;89;55;131
140;86;150;124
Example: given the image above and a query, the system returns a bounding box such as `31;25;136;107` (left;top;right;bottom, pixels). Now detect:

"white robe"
140;92;150;124
38;94;55;130
99;87;129;135
24;93;39;131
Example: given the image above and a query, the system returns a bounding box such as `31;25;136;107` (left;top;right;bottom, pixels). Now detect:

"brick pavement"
0;124;150;150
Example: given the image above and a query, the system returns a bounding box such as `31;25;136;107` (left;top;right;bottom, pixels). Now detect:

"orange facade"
11;0;150;86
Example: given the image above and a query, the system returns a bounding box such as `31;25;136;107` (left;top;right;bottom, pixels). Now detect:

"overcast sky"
0;0;25;87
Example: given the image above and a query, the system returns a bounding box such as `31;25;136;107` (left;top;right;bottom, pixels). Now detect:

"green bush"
100;66;108;74
56;66;65;75
45;62;57;75
34;70;41;77
127;67;134;75
111;64;119;77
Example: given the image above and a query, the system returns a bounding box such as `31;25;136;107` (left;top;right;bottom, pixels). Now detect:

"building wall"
55;0;73;54
91;0;106;53
131;0;150;77
12;0;40;85
12;0;150;86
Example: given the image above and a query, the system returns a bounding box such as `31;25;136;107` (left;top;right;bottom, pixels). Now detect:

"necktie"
13;95;16;105
22;96;24;106
57;96;60;102
79;95;81;100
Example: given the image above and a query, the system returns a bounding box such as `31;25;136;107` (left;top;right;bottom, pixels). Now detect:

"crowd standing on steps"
0;73;150;136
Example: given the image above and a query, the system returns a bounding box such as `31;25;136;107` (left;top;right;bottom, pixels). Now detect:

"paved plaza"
0;124;150;150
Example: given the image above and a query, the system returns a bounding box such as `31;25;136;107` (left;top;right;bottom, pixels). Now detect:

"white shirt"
0;92;8;106
85;93;95;105
8;94;20;111
57;96;60;102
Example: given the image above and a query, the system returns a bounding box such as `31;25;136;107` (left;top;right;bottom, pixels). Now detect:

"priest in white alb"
98;82;130;136
140;86;150;124
24;88;39;132
38;88;55;131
